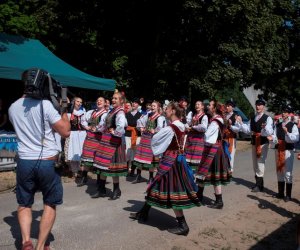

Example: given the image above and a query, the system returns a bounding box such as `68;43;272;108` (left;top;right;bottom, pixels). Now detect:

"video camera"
22;68;68;113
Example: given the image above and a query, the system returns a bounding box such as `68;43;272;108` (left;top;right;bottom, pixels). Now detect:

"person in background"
224;100;240;173
105;99;111;112
130;101;200;235
125;98;142;177
133;101;166;184
184;100;208;173
78;97;108;187
8;69;70;250
64;97;87;180
195;100;231;209
92;90;128;200
178;96;192;125
236;97;273;192
272;105;299;201
124;101;132;114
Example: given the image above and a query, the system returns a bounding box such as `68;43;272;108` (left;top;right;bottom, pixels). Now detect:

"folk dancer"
184;101;208;201
92;91;128;200
236;97;273;192
195;100;231;209
64;97;87;179
224;100;240;173
130;102;200;235
272;105;299;201
125;97;142;177
78;97;107;187
133;101;166;184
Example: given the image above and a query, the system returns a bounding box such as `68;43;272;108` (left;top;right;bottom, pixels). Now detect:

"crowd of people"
7;72;300;249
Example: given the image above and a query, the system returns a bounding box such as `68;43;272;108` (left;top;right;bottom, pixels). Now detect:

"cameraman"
8;69;70;250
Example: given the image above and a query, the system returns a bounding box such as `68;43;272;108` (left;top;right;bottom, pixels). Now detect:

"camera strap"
48;74;60;111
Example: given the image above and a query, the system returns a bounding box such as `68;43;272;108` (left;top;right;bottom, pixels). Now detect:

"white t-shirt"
9;98;62;159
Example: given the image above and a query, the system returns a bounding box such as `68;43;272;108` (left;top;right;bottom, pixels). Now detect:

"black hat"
255;96;266;106
179;96;188;102
132;97;140;105
225;99;236;107
282;105;293;113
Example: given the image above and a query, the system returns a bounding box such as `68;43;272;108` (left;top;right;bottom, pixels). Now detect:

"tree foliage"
0;0;300;112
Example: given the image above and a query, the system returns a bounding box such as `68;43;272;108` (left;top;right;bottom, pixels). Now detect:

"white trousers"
229;139;236;170
275;149;294;183
252;144;269;177
125;136;141;163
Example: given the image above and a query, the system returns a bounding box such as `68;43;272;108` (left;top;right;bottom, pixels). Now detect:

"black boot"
129;203;151;221
91;179;106;198
132;169;142;184
197;186;205;203
167;216;189;236
129;165;136;177
252;177;264;192
111;182;121;200
209;194;224;209
147;171;154;184
251;175;258;190
96;173;100;185
275;181;285;199
77;171;88;187
285;183;292;202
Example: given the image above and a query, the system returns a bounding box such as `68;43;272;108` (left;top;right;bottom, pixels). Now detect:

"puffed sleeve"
192;115;208;132
95;112;108;132
151;126;174;155
285;124;299;143
137;114;148;129
204;121;220;144
114;111;127;137
155;116;166;132
261;117;274;137
81;110;93;128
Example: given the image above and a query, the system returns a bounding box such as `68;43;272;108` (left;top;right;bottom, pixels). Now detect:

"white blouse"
151;120;185;156
204;116;224;144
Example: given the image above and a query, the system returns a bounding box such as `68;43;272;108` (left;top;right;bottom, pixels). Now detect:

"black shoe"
132;174;142;184
91;189;106;198
208;201;224;209
111;188;121;200
284;196;292;202
77;176;88;187
251;186;262;193
275;193;284;199
167;225;189;236
129;211;148;222
167;217;189;236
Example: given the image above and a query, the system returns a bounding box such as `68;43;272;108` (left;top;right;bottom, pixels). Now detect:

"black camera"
22;68;68;113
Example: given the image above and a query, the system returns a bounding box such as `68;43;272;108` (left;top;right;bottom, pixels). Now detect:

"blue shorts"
16;158;63;207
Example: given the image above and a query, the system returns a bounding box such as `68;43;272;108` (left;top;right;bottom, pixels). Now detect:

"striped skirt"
146;150;200;210
197;141;231;186
133;132;159;169
81;131;102;168
93;132;127;177
185;132;205;171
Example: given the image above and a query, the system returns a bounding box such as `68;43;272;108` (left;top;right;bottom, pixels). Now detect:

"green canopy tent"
0;33;115;91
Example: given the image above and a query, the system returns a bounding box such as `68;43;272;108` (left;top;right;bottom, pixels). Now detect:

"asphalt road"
0;145;299;250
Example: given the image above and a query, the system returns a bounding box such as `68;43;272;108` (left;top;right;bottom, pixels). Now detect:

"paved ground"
0;144;300;250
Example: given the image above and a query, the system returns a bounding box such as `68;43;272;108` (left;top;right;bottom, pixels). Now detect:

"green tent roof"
0;33;115;91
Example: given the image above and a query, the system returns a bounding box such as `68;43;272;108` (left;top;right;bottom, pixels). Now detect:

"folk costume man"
237;97;273;192
125;98;142;177
273;105;299;201
224;100;240;173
